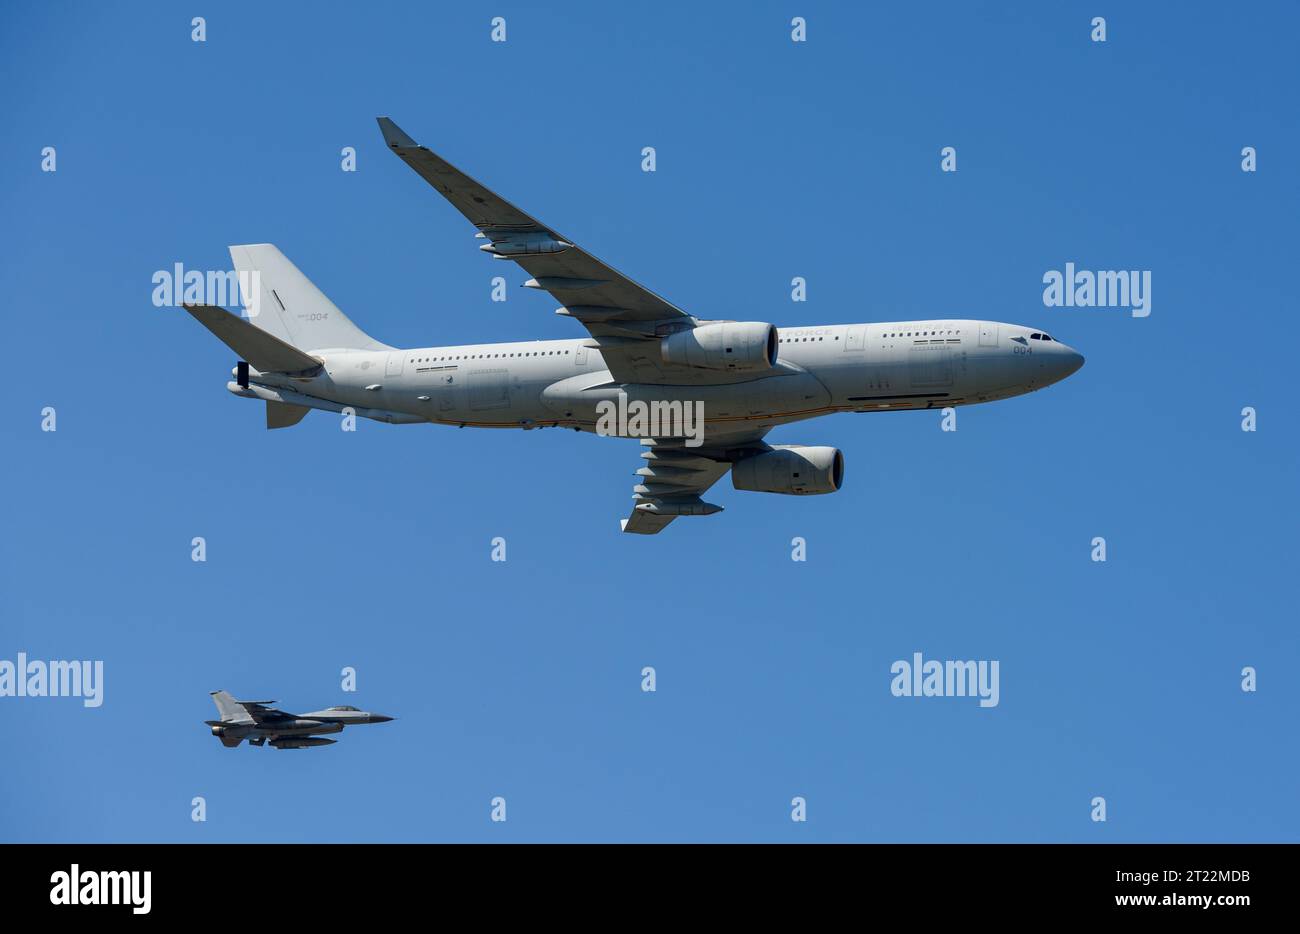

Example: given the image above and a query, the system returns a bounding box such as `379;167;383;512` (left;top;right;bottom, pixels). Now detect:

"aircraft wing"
239;701;293;724
620;429;769;535
379;117;731;385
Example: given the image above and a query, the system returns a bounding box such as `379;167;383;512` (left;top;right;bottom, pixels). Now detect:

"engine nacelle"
661;322;778;372
732;445;844;495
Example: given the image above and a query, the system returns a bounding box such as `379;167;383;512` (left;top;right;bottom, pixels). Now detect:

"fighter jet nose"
372;714;394;723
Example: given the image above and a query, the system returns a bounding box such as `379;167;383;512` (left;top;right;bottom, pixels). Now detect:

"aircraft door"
386;352;405;377
978;323;999;348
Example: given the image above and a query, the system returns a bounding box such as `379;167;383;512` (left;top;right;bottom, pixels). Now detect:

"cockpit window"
1029;333;1042;340
327;705;360;711
1042;334;1053;341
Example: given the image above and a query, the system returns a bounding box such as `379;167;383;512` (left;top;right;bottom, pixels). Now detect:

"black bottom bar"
1;843;1286;920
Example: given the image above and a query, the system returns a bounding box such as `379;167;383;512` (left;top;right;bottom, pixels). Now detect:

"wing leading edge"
377;117;718;383
376;117;780;532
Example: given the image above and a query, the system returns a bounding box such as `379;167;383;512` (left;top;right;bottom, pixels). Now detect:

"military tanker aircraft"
183;118;1084;534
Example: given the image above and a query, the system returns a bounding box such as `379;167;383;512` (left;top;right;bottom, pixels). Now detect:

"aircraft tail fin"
229;244;392;354
209;690;254;724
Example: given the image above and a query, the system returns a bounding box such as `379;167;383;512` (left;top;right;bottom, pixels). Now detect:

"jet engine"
661;322;778;372
731;445;844;495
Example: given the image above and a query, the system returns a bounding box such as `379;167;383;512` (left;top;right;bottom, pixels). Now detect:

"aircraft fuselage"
229;318;1083;441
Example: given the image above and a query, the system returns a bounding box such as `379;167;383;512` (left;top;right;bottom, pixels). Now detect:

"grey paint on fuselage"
189;118;1088;534
232;318;1083;440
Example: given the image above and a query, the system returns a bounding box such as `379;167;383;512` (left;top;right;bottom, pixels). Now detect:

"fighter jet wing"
238;701;293;724
620;429;770;534
379;117;737;385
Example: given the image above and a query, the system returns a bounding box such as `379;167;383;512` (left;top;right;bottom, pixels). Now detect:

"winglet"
377;116;419;149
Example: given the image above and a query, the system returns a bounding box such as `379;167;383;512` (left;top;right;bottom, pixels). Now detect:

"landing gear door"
978;323;999;348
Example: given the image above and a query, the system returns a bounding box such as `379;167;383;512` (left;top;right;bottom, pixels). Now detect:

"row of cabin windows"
411;350;572;363
780;329;964;344
408;329;986;362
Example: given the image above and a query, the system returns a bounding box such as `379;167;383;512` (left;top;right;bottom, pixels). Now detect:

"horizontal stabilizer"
266;400;310;430
183;304;322;375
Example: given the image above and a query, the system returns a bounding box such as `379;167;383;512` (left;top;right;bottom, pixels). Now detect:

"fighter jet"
183;116;1085;534
206;690;394;749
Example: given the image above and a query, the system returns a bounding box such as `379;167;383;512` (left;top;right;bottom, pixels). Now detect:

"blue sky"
1;1;1295;842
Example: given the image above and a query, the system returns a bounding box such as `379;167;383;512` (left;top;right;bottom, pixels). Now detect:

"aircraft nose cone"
1040;345;1083;386
371;714;394;723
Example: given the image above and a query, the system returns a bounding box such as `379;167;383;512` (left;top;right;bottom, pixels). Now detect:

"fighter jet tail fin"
209;690;255;725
